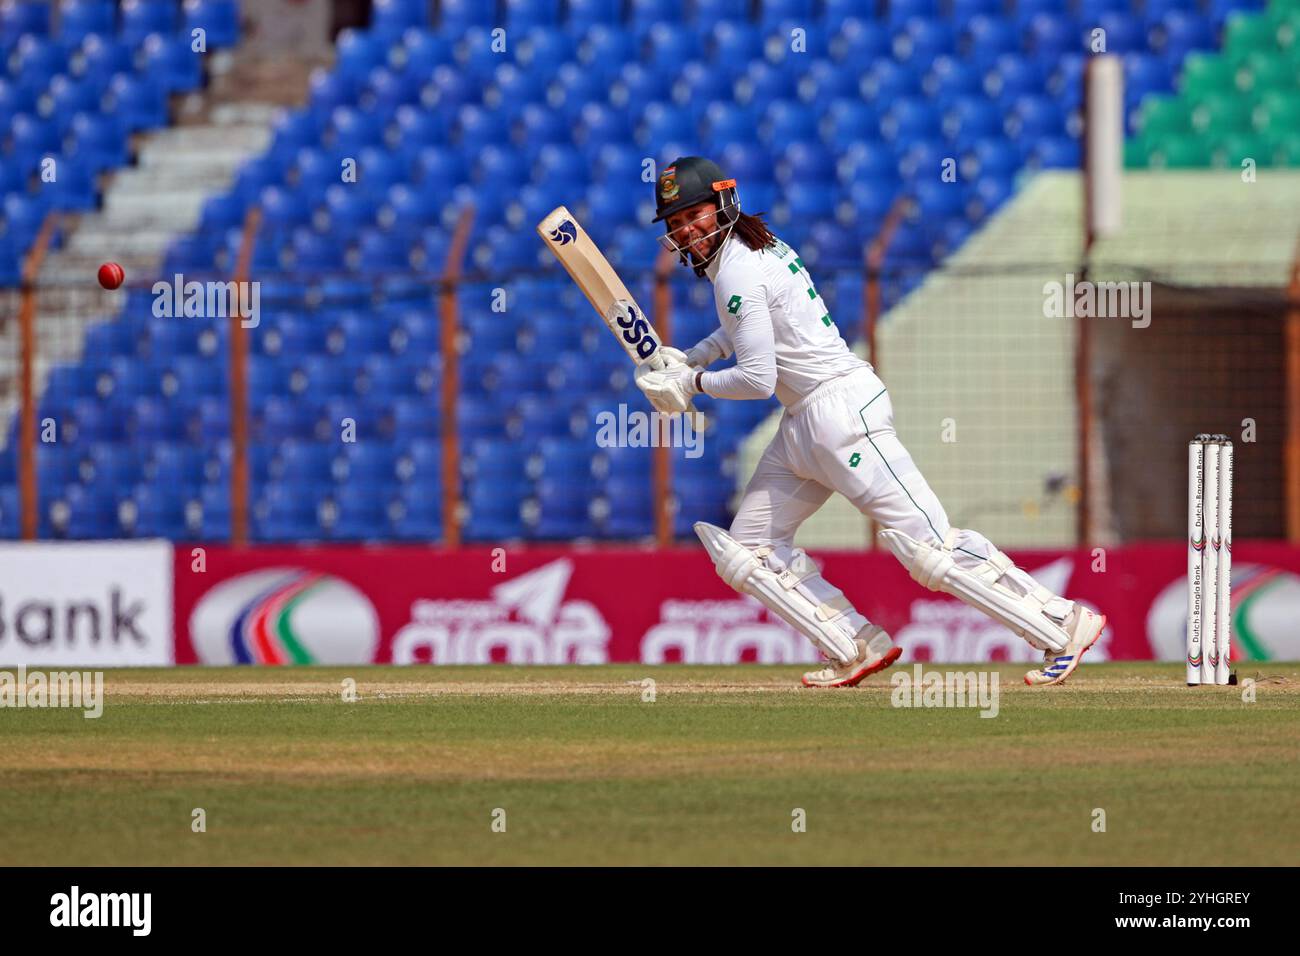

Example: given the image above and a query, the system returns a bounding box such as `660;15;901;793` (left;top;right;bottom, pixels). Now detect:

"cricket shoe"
1023;606;1106;686
802;627;902;688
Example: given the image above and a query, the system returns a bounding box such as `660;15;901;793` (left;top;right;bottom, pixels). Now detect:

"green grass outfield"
2;662;1297;866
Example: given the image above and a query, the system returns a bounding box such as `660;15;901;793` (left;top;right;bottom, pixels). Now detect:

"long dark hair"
732;210;776;251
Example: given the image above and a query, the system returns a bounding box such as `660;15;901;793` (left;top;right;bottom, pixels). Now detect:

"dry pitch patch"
1;663;1297;865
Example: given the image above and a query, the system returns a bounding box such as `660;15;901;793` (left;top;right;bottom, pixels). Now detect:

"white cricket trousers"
730;366;1062;613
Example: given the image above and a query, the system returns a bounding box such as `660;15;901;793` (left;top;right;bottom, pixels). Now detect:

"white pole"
1085;54;1124;243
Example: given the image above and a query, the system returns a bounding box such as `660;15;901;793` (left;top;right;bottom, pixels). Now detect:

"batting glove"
635;361;702;415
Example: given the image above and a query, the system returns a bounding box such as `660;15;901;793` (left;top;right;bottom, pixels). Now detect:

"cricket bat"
536;205;704;426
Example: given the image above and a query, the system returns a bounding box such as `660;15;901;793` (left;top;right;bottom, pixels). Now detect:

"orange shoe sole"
803;646;903;688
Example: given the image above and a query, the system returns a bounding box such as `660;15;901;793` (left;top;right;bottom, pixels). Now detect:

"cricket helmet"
652;155;740;225
653;156;741;277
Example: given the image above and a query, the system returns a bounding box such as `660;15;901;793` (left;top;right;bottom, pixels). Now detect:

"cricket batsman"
631;156;1106;688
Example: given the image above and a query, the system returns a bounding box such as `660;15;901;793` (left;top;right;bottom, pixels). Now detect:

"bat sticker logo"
549;220;578;245
614;302;658;360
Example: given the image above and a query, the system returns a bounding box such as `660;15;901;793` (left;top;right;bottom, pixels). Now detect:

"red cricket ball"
97;262;125;290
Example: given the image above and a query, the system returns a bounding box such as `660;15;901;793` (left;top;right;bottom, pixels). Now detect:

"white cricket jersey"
699;230;869;407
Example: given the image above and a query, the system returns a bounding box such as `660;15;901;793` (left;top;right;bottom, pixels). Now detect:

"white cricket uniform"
695;230;1066;615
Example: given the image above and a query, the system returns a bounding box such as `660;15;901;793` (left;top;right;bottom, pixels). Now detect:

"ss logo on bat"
616;304;658;361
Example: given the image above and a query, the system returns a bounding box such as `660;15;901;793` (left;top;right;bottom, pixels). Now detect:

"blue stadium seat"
256;397;320;442
390;484;441;540
184;0;242;49
601;475;654;538
334;441;398;488
332;311;394;358
830;17;889;63
300;353;366;397
1007;95;1066;140
517;27;576;70
389;312;439;356
512;396;577;440
325;482;392;541
568;0;620;26
489;353;551;397
964;137;1021;179
784;180;837;221
129;484;190;539
76;35;133;82
882;97;943;143
47;74;99;115
529;438;591;483
122;0;179;45
643;22;702;66
107;74;169;131
373;0;428;32
984;55;1046;104
861;59;922;101
799;58;862;103
1155;10;1215;61
129;396;188;442
197;483;231;539
1029;137;1081;169
1;0;51;40
36;445;76;494
141;34;203;94
693;0;749;25
763;98;820;146
451;26;505;83
886;0;938;23
78;443;143;489
390;397;440;440
254;482;324;542
334;29;389;83
308;68;362;113
1096;12;1146;54
532;478;594;539
944;96;1004;146
674;59;737;106
272;440;335;485
894;17;955;64
441;0;495;31
148;445;207;493
60;484;118;539
805;220;863;269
